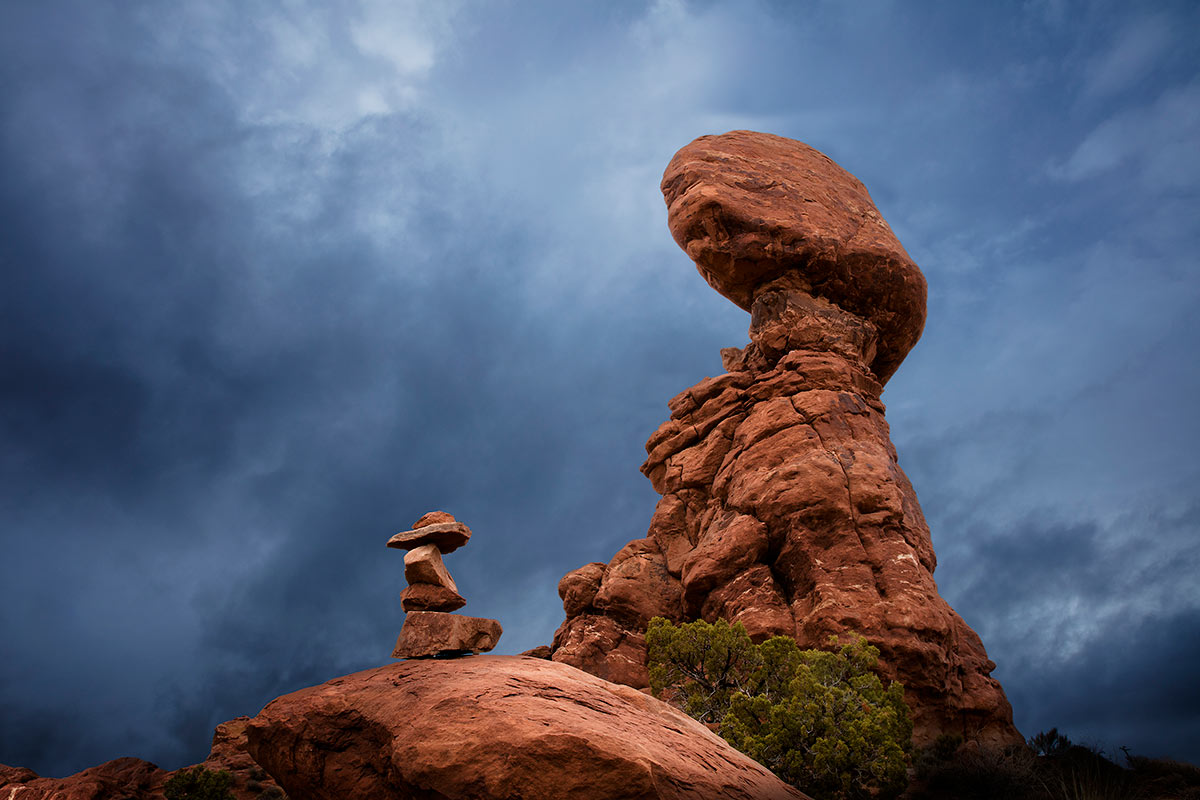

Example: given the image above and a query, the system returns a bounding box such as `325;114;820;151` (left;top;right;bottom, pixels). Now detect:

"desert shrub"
163;766;235;800
1038;744;1140;800
1030;728;1074;757
646;617;911;800
910;740;1043;800
645;616;760;723
1126;753;1200;799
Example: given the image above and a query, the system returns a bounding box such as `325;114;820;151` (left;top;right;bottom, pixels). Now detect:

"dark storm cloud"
2;0;1198;779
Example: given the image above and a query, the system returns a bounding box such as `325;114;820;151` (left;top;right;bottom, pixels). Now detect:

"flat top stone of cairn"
661;130;927;383
387;512;471;554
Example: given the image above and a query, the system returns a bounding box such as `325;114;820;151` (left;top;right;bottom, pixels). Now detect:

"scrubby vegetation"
908;728;1200;800
163;766;235;800
646;618;1200;799
645;617;911;800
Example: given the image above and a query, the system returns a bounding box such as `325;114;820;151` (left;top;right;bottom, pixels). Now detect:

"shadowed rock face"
552;130;1021;750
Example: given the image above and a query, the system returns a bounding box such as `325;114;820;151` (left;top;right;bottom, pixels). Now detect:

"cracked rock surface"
551;131;1021;751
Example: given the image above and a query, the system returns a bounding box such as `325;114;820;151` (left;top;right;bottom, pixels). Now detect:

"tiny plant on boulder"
646;617;912;800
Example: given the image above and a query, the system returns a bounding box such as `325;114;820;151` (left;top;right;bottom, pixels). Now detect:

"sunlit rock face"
551;130;1021;750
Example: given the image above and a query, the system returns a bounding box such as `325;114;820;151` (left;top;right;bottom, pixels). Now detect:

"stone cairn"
550;130;1022;750
388;511;502;658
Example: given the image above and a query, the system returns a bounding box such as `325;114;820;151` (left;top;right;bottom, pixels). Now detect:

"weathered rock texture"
392;610;503;658
244;655;811;800
551;130;1021;750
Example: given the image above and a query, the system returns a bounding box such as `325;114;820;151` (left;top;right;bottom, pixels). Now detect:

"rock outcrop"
387;511;502;657
244;655;812;800
551;130;1021;750
0;718;283;800
0;757;166;800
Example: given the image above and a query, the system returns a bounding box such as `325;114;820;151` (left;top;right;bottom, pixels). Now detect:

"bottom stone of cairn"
393;611;503;658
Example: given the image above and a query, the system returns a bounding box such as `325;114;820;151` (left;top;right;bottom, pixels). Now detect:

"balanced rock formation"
388;511;502;657
551;130;1021;750
244;655;811;800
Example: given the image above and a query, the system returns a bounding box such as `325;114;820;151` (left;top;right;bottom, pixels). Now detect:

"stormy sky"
2;0;1198;778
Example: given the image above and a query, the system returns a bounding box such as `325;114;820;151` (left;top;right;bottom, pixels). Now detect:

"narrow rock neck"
746;283;879;375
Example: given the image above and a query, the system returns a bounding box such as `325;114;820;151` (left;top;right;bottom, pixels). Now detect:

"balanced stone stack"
388;511;503;658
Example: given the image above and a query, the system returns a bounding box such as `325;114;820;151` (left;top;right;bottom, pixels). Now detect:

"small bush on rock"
646;617;911;800
163;766;234;800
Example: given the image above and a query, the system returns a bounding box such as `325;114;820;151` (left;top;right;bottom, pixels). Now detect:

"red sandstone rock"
552;612;651;688
558;561;607;616
392;610;502;657
0;757;166;800
386;521;470;553
403;542;458;591
244;655;811;800
197;716;285;798
551;131;1021;752
400;581;466;612
661;130;926;384
413;509;456;528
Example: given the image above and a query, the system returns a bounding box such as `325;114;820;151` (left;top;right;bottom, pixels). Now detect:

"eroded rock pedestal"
551;130;1021;750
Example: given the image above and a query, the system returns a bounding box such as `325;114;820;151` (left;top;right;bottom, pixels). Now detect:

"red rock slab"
661;130;926;383
386;521;470;553
243;656;812;800
413;509;456;528
392;610;502;658
400;581;466;612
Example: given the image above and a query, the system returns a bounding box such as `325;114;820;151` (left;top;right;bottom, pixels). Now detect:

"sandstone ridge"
551;130;1022;751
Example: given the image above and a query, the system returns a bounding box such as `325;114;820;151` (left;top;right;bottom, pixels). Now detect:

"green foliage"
646;617;912;800
645;616;759;723
163;766;235;800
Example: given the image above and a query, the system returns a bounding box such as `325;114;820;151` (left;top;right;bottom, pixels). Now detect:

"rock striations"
551;130;1022;750
387;511;502;658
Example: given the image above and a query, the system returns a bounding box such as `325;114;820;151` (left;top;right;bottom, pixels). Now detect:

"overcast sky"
2;0;1197;778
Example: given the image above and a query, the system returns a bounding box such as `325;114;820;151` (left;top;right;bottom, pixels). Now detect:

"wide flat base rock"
392;610;502;658
244;655;812;800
